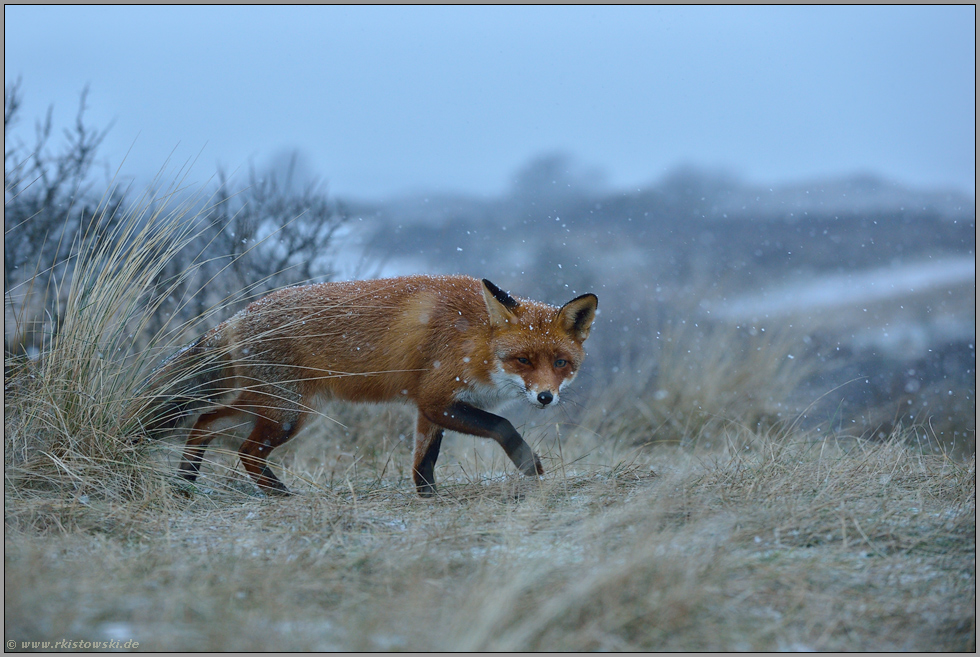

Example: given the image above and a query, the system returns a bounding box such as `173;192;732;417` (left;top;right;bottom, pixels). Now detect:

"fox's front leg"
424;402;544;480
413;415;445;498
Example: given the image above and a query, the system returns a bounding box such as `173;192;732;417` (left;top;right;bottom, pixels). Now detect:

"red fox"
132;275;598;497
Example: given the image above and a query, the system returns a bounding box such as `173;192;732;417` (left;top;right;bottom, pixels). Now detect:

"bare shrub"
147;159;348;341
4;80;123;358
6;84;349;358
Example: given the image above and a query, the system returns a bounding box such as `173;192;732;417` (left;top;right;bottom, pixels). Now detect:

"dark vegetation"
5;80;348;362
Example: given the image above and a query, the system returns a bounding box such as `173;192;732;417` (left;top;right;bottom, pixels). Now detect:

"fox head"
481;279;598;408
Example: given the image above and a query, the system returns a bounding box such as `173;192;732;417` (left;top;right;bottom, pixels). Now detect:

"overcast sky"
4;5;976;200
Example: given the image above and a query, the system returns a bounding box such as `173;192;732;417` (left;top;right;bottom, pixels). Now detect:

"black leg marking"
414;428;444;498
425;403;543;476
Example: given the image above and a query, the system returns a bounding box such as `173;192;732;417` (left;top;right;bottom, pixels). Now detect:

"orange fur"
137;274;597;497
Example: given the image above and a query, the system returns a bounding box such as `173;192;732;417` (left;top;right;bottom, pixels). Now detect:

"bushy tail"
124;334;231;439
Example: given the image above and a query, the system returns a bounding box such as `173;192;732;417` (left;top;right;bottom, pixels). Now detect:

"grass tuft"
4;174;218;505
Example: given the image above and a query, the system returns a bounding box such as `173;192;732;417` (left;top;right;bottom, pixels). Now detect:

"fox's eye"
554;358;568;368
517;357;531;365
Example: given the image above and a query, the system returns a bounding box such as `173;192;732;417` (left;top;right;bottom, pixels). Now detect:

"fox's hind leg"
413;415;444;498
238;411;306;495
178;406;246;483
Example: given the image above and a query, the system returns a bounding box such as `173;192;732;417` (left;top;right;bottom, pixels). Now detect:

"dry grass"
4;178;216;504
4;180;974;652
582;322;827;451
5;428;974;651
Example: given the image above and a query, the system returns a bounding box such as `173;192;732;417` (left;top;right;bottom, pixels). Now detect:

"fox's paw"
257;476;292;496
413;467;438;498
416;482;438;498
517;449;544;477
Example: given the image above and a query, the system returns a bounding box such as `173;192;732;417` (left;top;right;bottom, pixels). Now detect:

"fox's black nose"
537;391;554;406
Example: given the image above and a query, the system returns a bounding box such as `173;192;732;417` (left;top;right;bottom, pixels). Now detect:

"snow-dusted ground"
708;256;975;321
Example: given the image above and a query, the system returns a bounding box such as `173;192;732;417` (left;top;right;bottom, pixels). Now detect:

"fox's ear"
481;279;519;328
556;293;598;342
